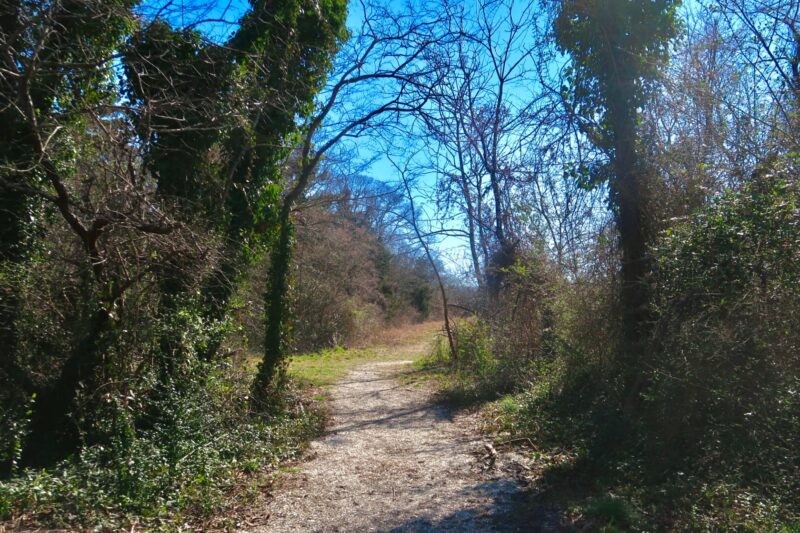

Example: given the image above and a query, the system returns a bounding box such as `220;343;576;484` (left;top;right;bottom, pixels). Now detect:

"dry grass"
287;321;443;388
354;320;444;353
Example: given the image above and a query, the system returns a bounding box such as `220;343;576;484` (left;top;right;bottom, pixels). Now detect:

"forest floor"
237;322;560;532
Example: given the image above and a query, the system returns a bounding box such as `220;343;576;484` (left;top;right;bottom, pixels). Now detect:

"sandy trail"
251;358;545;532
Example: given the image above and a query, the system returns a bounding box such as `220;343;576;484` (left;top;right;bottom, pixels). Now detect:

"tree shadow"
328;400;455;434
381;478;563;532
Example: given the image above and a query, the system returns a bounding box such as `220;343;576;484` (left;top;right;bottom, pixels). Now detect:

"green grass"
584;495;641;531
282;321;443;389
288;346;417;388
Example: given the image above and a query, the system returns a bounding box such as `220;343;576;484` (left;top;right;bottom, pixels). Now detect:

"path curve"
251;360;542;532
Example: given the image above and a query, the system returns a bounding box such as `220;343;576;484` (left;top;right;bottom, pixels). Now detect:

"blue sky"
137;0;702;277
139;0;476;271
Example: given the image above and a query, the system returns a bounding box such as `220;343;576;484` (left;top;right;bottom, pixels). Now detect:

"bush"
0;360;322;530
584;494;641;530
646;158;800;497
429;251;562;402
452;319;496;376
1;292;322;529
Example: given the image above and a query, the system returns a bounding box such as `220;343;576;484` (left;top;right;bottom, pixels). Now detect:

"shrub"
584;494;641;530
452;319;496;376
432;251;563;401
646;157;800;496
0;291;322;529
0;360;322;529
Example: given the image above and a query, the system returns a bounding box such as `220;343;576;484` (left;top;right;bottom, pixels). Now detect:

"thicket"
0;360;322;529
435;159;800;527
417;0;800;527
0;0;353;527
2;0;799;528
645;160;800;489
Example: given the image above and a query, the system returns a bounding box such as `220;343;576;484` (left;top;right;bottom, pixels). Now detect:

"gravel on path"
246;359;556;532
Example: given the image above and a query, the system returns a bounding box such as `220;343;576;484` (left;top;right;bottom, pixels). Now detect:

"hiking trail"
241;331;559;532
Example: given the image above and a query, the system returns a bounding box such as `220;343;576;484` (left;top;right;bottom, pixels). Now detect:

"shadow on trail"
333;366;434;388
257;356;565;532
330;403;454;433
383;478;561;533
333;379;432;400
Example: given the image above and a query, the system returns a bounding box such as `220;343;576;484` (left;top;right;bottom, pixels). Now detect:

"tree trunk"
252;206;294;406
791;27;799;104
485;165;516;298
466;203;484;290
22;306;114;466
610;101;651;409
400;176;457;364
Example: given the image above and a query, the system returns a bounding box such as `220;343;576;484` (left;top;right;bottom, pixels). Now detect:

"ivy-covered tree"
554;0;680;397
249;0;445;401
1;0;348;465
1;0;141;465
233;0;348;405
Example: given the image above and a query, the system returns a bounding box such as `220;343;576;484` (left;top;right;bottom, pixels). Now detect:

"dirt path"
248;357;555;532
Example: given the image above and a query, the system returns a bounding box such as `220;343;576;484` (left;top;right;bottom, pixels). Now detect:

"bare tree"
415;0;599;290
704;0;800;151
392;157;457;363
253;0;451;397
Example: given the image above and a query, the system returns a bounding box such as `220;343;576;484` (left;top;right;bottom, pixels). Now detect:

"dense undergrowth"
0;320;438;530
1;0;798;530
422;161;800;531
0;361;324;530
